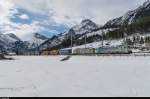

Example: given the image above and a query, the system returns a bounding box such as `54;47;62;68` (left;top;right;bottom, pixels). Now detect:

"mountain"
0;33;21;49
6;33;21;41
39;19;100;50
104;0;150;28
0;33;23;53
28;33;49;49
70;19;99;35
4;33;49;55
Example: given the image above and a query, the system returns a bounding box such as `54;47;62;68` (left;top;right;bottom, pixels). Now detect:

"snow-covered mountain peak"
143;0;150;8
104;0;150;27
71;19;99;35
28;33;49;49
81;19;96;25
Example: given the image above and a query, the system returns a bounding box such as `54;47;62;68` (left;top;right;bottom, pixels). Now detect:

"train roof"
60;48;72;50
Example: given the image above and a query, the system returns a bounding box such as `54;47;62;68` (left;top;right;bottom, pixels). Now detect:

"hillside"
104;0;150;28
0;33;21;53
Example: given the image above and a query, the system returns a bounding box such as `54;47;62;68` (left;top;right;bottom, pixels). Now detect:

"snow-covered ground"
61;40;123;51
0;56;150;97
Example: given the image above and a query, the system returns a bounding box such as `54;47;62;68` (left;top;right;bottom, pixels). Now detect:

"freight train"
40;45;132;55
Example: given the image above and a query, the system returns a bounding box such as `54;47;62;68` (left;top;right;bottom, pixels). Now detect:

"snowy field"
0;56;150;97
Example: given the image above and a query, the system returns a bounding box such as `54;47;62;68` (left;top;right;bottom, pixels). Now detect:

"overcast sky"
0;0;147;40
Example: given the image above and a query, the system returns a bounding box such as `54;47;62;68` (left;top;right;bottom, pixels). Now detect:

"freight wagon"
41;50;59;55
96;45;132;54
72;48;95;55
59;48;72;55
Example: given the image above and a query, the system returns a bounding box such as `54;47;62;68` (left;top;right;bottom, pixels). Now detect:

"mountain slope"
104;0;150;28
0;33;21;49
40;19;100;50
6;33;21;41
28;33;49;49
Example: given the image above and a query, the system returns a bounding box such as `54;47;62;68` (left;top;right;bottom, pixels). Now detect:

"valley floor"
0;56;150;97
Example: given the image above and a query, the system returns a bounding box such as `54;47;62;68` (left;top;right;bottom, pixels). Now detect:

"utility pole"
35;36;40;56
71;32;73;49
101;30;104;48
85;33;87;48
64;24;73;50
124;27;128;51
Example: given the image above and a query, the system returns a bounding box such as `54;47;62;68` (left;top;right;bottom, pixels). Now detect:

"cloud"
1;21;45;40
19;14;29;20
11;0;147;25
0;0;60;40
0;0;16;24
0;0;147;40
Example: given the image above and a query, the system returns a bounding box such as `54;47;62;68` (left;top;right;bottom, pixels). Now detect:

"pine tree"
140;37;145;44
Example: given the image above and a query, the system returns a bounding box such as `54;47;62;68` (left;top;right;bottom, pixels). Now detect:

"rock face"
104;0;150;28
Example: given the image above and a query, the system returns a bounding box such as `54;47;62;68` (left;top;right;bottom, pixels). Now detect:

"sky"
0;0;147;40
